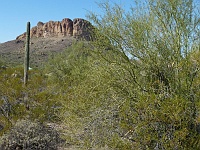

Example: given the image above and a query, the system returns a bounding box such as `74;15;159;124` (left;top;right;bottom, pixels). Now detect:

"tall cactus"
24;22;30;85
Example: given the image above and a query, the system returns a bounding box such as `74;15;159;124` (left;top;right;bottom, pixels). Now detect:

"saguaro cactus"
24;22;30;85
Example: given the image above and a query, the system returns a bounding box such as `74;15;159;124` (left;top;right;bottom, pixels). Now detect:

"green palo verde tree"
87;0;200;149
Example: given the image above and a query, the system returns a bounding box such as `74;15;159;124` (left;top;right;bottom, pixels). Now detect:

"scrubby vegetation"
0;120;64;150
1;0;200;149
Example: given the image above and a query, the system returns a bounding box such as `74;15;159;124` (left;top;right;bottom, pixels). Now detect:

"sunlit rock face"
16;18;93;40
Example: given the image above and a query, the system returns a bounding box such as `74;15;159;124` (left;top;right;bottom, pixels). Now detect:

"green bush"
85;0;200;149
1;0;199;149
0;66;60;135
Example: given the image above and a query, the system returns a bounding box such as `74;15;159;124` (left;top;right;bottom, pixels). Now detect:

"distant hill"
0;18;93;67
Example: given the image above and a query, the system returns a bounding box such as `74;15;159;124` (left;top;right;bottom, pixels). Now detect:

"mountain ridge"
0;18;93;67
16;18;93;41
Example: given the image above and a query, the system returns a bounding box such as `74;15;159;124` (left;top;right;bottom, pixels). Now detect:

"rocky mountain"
16;18;93;41
0;18;93;67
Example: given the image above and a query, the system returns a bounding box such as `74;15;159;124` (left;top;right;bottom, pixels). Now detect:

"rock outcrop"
73;18;93;40
16;18;93;40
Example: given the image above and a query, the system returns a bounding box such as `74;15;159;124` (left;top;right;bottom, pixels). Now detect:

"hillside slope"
0;18;92;67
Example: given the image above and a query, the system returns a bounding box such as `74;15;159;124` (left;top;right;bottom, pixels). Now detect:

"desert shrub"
44;42;95;146
86;0;200;149
0;67;27;134
0;66;60;135
0;58;5;67
44;41;136;149
34;0;200;149
0;119;64;150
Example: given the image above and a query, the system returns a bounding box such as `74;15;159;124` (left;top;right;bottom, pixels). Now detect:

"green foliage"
0;67;26;133
85;0;200;149
0;58;5;67
45;41;91;85
0;0;200;149
43;29;200;149
0;66;59;135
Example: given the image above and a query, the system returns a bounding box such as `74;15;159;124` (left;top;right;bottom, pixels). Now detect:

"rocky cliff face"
16;18;93;40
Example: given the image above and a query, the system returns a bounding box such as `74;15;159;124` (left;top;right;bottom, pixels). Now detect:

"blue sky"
0;0;199;43
0;0;133;43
